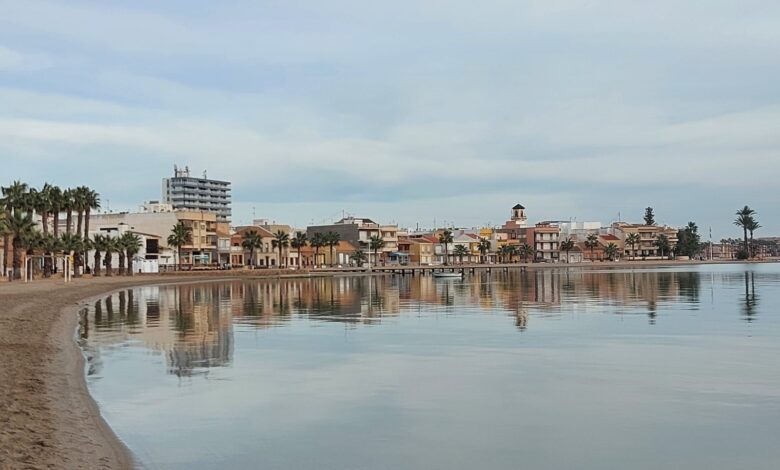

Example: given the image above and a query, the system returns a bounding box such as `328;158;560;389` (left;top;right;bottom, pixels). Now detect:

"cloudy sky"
1;0;778;237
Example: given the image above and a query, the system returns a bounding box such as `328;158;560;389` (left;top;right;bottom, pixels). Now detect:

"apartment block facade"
162;165;231;222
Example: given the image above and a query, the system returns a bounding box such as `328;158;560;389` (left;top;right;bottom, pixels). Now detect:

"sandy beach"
0;260;770;469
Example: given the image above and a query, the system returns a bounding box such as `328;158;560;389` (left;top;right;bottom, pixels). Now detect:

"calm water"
79;264;780;470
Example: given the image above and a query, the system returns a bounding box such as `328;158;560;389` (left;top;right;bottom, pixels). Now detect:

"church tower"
511;204;527;227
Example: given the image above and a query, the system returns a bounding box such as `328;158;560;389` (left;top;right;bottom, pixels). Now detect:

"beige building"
613;223;678;259
88;210;219;268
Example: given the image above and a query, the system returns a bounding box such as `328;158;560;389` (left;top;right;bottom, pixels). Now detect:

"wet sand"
0;260;768;469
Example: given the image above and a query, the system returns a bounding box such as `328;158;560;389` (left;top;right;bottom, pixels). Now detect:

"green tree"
438;230;454;265
350;249;367;267
746;217;760;258
91;234;106;276
655;234;671;258
734;206;755;258
103;236;118;276
477;238;491;264
49;185;63;237
644;207;655;225
241;230;262;267
5;212;36;280
675;222;701;258
453;245;469;264
290;232;307;268
369;234;385;266
59;233;84;278
310;232;325;267
120;232;142;275
519;243;533;263
63;188;75;235
625;233;640;260
585;233;599;260
38;233;61;278
560;238;575;263
325;231;341;267
168;221;193;270
605;243;619;261
1;181;29;277
272;230;290;268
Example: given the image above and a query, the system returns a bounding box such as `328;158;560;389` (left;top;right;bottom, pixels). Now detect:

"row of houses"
65;202;690;274
6;198;754;276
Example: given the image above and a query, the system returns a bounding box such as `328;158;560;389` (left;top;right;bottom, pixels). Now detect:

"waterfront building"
613;222;678;259
162;165;232;222
88;209;220;268
307;216;399;265
527;222;561;262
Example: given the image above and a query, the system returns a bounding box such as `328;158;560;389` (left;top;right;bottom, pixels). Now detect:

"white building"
162;165;232;222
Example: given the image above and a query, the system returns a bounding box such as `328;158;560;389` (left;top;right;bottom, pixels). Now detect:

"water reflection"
79;265;780;470
79;267;780;380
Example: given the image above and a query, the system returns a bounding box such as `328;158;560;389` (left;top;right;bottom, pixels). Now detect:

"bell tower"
511;204;527;227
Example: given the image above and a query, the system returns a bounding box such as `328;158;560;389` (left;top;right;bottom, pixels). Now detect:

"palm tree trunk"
76;211;84;239
3;234;10;277
84;208;91;240
66;210;72;235
743;227;749;257
12;237;23;280
94;252;101;276
126;250;132;275
178;247;182;271
53;212;60;237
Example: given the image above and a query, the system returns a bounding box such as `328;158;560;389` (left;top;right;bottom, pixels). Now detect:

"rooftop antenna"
203;170;207;179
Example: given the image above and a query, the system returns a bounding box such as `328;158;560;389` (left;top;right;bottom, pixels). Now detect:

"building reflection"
83;268;761;376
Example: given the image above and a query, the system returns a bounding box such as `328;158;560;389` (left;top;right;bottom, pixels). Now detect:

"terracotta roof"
601;234;619;241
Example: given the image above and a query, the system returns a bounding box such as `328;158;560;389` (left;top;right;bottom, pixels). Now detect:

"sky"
1;0;778;238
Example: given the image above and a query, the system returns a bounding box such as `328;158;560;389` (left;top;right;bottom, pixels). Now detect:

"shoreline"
0;260;774;469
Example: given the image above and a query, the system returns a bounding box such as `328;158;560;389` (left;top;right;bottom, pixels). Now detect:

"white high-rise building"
162;165;231;222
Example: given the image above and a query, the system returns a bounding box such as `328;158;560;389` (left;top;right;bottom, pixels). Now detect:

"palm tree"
2;181;28;276
746;218;760;258
103;236;117;276
63;188;75;235
310;232;325;267
241;230;262;267
91;234;106;276
625;233;640;260
120;232;142;275
117;236;127;275
605;243;619;261
73;186;88;239
585;233;599;260
350;249;367;267
325;231;340;267
560;238;575;263
49;185;63;237
734;206;756;258
290;232;307;268
4;212;36;280
655;234;671;258
272;230;290;268
83;188;100;240
167;221;193;270
438;230;453;265
477;238;491;264
59;233;83;278
454;245;469;264
369;234;385;266
519;243;533;263
39;234;60;278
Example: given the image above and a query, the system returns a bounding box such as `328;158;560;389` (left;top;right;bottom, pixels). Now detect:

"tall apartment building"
162;165;232;222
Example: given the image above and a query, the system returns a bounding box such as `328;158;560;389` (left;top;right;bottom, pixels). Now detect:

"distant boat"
433;271;463;279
